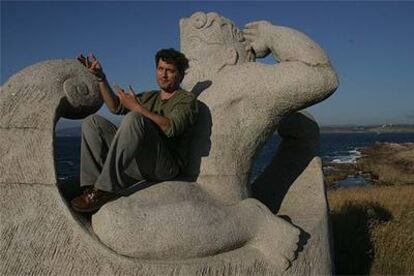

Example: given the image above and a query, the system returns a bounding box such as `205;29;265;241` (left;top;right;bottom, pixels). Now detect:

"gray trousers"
80;113;180;192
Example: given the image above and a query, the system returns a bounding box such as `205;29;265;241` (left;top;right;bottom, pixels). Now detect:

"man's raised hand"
77;53;106;82
116;85;144;113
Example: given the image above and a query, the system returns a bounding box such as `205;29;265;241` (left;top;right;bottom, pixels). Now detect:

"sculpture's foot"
245;199;300;270
92;181;300;270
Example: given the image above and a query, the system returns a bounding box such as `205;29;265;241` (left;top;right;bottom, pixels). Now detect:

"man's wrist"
134;104;145;114
97;73;106;82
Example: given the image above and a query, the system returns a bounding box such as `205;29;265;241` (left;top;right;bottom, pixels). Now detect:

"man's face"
156;59;182;93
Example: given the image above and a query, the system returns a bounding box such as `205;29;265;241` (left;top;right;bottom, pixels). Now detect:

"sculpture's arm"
243;21;332;66
242;21;338;111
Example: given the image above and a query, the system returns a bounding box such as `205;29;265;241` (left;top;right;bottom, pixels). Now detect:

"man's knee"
83;114;104;131
82;114;115;135
120;112;148;130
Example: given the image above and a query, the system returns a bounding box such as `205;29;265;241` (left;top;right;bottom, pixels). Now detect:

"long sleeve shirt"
113;89;198;169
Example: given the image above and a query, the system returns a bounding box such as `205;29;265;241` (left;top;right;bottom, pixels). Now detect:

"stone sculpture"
93;182;299;267
0;60;102;185
0;11;338;275
180;12;338;204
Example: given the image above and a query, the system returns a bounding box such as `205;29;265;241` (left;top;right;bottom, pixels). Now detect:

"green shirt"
114;89;198;169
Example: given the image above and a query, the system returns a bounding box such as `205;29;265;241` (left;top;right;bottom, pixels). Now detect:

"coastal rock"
323;162;360;188
1;11;338;275
357;142;414;185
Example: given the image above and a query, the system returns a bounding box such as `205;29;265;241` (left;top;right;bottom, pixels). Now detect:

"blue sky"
2;1;414;127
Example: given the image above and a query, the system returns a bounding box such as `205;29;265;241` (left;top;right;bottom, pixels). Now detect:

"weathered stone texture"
1;11;338;275
0;60;102;129
92;181;300;266
180;13;338;205
0;147;330;275
0;129;55;184
252;111;332;275
0;184;286;275
0;60;102;186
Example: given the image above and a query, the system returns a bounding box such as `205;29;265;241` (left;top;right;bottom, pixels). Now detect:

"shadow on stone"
252;111;320;214
191;80;212;98
331;201;392;275
57;175;81;202
117;179;158;196
279;214;311;258
184;101;212;179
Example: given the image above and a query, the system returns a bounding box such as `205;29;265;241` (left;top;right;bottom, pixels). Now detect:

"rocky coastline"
326;142;414;274
324;142;414;189
320;125;414;134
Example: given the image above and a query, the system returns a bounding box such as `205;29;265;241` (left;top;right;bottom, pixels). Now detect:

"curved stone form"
254;111;333;275
92;182;299;269
1;12;338;275
179;12;338;205
0;111;331;275
0;60;102;185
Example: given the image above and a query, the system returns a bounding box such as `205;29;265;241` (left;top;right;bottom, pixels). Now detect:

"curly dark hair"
155;48;189;76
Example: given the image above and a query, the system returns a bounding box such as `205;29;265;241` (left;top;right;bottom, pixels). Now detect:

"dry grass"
328;185;414;275
357;143;414;185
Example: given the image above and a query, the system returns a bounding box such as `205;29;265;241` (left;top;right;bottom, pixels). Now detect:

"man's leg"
80;114;118;188
72;112;180;212
71;114;119;212
135;115;181;182
95;112;180;193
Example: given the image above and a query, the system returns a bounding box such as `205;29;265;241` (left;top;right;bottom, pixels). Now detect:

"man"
71;49;198;213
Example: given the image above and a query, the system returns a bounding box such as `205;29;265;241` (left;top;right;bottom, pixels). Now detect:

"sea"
55;132;414;186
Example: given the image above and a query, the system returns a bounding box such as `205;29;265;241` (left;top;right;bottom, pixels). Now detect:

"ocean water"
320;132;414;164
55;132;414;184
55;137;81;182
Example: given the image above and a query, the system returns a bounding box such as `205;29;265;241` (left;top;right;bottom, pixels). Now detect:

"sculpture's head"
0;60;103;128
56;60;103;119
180;12;254;84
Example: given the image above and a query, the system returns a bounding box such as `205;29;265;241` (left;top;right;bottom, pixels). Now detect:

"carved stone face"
180;12;252;87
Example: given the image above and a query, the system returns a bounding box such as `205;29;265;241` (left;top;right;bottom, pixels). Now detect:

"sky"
2;1;414;127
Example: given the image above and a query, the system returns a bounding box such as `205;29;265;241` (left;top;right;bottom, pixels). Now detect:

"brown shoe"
71;188;119;213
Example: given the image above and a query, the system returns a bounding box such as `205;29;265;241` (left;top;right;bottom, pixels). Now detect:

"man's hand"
116;85;144;113
243;21;273;58
77;53;106;82
116;86;171;132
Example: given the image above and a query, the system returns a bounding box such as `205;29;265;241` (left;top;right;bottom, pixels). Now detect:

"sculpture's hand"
77;53;106;82
243;21;273;58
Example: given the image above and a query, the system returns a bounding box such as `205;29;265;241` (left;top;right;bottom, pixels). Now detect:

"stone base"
0;155;331;275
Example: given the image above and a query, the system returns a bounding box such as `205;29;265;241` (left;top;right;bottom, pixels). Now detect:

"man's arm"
77;54;121;114
117;87;171;132
97;80;121;113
